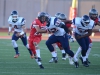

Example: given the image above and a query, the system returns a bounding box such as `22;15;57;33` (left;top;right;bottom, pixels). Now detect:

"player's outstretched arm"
8;24;12;35
35;25;47;33
58;22;69;33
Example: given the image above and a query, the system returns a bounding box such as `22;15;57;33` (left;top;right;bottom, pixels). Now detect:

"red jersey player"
28;12;47;69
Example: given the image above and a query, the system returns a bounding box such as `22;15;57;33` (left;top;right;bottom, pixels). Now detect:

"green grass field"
0;39;100;75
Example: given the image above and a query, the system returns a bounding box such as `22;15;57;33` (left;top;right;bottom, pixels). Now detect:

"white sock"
82;56;86;62
86;43;92;58
51;51;57;57
35;59;42;65
61;49;66;54
36;49;40;58
73;56;78;62
86;47;91;58
74;47;81;58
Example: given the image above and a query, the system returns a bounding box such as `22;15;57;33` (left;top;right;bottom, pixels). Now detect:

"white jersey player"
8;10;33;58
72;15;94;67
45;17;79;68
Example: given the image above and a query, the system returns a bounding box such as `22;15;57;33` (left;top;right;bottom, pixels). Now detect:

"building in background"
0;0;100;29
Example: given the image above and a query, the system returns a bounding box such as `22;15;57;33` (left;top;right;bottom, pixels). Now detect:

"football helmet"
89;8;98;20
81;15;90;26
38;12;47;23
45;12;51;22
59;13;66;20
55;13;61;18
11;10;18;22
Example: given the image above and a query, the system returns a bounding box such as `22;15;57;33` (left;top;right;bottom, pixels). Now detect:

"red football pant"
28;36;41;55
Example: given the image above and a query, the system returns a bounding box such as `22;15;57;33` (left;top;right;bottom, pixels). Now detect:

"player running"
8;10;33;58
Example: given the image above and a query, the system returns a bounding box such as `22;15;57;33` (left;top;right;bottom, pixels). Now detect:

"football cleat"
14;54;19;58
86;58;91;64
83;61;89;67
53;57;58;63
79;56;83;64
68;57;74;65
39;65;44;69
49;58;54;63
62;53;67;60
74;61;79;68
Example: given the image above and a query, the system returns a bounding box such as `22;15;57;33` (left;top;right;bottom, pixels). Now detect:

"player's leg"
49;43;57;63
12;32;20;58
74;46;82;59
57;34;76;65
33;37;44;69
28;37;44;69
56;42;67;60
75;36;89;67
32;37;42;60
46;34;58;63
21;34;33;58
85;38;92;63
84;37;91;64
58;34;74;57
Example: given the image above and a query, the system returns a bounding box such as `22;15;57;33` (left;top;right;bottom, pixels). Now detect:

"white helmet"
11;10;18;22
81;15;90;26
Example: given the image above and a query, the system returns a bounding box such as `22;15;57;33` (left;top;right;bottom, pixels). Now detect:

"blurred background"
0;0;100;28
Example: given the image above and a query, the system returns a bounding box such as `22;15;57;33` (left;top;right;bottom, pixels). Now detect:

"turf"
0;39;100;75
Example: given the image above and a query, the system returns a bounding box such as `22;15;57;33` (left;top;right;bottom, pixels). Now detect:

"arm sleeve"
60;25;68;33
8;16;12;24
72;18;76;25
21;18;26;26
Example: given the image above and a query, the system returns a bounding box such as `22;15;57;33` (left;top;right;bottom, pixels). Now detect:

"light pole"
3;0;6;28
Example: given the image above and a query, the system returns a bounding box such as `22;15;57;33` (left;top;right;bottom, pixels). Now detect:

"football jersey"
91;17;100;26
8;16;25;32
29;18;46;38
72;17;94;35
47;17;66;36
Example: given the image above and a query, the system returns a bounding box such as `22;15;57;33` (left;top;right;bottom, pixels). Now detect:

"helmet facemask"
89;9;98;20
38;12;47;23
12;15;18;22
81;15;90;26
59;14;66;23
11;11;18;22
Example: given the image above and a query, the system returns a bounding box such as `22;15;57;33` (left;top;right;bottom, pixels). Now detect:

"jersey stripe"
54;18;57;25
73;18;75;25
21;18;25;23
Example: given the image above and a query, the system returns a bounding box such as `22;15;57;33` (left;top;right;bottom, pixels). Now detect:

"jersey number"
78;28;88;33
14;25;18;29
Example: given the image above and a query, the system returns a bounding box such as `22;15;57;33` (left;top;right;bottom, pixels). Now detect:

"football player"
74;8;100;64
45;16;79;68
8;10;33;58
49;13;74;65
72;15;94;67
28;12;47;69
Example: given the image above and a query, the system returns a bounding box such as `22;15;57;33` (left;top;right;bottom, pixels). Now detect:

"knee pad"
11;40;18;48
